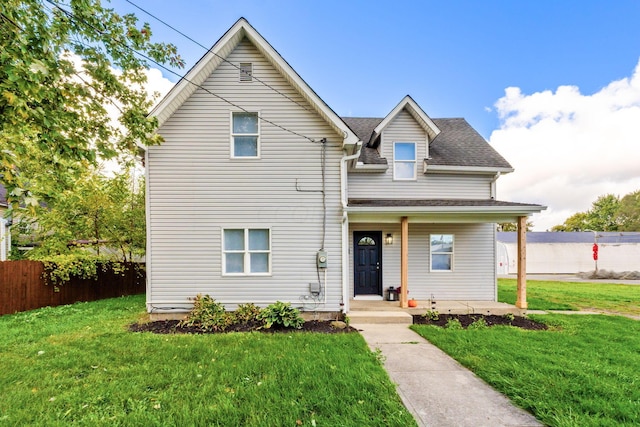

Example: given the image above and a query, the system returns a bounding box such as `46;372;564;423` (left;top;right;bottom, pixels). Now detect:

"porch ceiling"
346;198;546;223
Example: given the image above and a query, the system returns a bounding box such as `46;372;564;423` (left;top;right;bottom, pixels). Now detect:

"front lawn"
498;278;640;315
412;314;640;426
0;295;415;426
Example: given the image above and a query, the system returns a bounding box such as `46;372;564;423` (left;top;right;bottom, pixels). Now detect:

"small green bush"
503;312;515;322
468;317;488;330
180;294;233;331
258;301;304;329
445;318;463;330
422;310;440;321
233;303;262;323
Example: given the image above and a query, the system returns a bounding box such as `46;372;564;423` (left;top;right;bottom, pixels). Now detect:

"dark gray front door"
353;231;382;296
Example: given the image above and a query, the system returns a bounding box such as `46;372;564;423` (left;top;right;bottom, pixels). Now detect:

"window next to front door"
430;234;454;271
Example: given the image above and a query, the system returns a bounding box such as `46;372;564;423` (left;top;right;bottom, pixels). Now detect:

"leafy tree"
587;194;621;231
552;194;621;231
0;0;182;209
14;168;145;263
551;212;590;232
616;190;640;231
497;221;533;232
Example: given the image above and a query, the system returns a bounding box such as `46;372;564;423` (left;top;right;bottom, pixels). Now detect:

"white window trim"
230;111;261;159
393;141;417;181
222;228;272;276
430;234;454;272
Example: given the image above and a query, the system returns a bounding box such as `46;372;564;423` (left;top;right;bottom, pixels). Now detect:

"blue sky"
111;0;640;230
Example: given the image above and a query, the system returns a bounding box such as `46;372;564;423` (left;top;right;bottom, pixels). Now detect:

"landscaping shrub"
258;301;304;329
179;294;233;331
233;302;262;323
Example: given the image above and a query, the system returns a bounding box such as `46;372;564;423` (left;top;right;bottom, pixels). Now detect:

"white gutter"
340;141;363;314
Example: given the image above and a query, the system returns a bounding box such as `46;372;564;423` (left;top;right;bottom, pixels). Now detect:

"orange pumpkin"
408;299;418;308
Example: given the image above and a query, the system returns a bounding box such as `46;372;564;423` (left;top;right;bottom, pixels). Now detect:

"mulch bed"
130;313;547;334
129;319;358;334
412;314;548;330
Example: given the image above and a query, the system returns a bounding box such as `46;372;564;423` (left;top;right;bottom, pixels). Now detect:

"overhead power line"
43;0;319;143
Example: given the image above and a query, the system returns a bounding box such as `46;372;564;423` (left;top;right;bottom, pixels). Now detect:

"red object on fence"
592;243;599;261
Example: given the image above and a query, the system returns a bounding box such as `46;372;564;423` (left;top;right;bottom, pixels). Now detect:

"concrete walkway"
353;323;542;427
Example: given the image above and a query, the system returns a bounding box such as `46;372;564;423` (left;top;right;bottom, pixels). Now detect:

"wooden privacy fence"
0;260;146;315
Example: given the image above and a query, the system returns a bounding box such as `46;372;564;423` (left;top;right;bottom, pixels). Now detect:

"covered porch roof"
345;199;546;311
346;198;545;223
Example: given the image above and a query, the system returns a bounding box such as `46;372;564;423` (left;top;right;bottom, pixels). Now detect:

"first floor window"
231;112;259;157
430;234;453;271
223;228;270;274
393;142;417;180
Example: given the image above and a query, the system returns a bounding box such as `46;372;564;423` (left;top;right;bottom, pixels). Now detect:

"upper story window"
223;228;271;275
231;112;259;158
430;234;454;271
239;63;253;82
393;142;416;180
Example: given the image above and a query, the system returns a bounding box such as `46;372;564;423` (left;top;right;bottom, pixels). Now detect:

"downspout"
490;172;501;199
340;141;363;314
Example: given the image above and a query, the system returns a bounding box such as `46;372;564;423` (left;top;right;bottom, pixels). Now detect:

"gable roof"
342;116;513;172
369;95;440;148
150;18;359;147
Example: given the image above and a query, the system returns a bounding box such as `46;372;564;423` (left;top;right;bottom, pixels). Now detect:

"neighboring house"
498;232;640;274
145;18;545;316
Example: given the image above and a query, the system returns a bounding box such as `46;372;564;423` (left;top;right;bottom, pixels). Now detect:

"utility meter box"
316;250;327;268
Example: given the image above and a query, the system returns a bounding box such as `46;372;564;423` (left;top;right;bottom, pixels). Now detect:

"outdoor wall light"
385;233;393;245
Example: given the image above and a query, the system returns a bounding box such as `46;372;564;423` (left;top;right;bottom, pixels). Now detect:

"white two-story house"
145;18;544;317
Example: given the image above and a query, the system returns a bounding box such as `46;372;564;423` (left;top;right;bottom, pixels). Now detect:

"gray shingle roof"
429;118;512;169
341;117;386;165
341;116;512;170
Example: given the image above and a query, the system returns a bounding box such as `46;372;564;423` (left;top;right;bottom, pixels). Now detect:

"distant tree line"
552;190;640;232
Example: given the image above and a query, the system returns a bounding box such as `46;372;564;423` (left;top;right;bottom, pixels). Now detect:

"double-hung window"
223;228;271;275
430;234;454;271
393;142;417;180
231;112;259;158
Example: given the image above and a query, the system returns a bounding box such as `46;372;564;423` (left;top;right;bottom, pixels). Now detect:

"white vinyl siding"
349;223;496;300
147;37;344;311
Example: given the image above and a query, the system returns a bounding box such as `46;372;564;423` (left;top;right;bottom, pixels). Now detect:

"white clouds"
490;59;640;231
144;67;175;108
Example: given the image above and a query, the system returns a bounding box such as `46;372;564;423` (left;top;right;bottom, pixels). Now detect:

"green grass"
411;314;640;427
0;295;416;426
498;278;640;315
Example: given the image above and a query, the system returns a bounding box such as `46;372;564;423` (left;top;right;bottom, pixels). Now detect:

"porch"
348;299;527;324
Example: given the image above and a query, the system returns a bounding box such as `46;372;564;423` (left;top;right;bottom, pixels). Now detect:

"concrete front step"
348;310;413;325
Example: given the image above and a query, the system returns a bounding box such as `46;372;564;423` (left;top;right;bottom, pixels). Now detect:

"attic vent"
239;63;252;82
